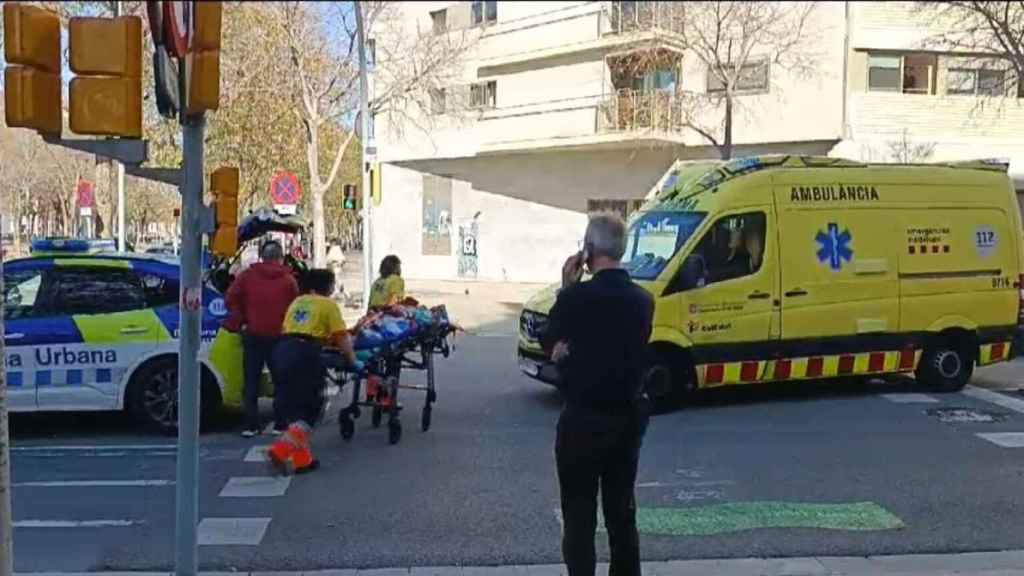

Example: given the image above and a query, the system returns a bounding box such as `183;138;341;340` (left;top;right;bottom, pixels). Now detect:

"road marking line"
13;520;142;528
197;517;271;546
11;444;175;452
964;385;1024;415
219;476;291;498
244;446;270;462
881;393;939;403
13;480;173;488
976;432;1024;448
14;452;177;459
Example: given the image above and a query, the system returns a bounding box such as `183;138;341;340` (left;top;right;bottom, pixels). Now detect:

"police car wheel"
128;357;221;435
917;340;974;393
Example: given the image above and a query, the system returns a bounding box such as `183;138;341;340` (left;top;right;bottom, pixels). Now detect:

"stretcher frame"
324;318;456;445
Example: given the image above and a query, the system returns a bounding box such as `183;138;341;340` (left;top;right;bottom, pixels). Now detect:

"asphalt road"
10;324;1024;571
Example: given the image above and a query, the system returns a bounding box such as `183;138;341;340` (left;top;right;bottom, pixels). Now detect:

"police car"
4;239;234;433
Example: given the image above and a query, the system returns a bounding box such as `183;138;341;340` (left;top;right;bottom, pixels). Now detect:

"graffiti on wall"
458;218;479;278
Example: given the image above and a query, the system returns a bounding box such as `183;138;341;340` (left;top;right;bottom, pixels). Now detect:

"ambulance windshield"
622;211;706;280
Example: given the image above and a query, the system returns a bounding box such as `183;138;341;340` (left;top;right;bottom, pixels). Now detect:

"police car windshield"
622;211;706;280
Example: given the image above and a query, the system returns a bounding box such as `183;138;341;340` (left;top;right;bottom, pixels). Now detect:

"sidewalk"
21;551;1024;575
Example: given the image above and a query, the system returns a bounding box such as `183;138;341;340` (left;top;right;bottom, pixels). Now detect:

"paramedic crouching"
542;213;655;576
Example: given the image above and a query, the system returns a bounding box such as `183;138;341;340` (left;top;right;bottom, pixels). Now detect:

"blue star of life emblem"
293;309;310;324
815;223;853;271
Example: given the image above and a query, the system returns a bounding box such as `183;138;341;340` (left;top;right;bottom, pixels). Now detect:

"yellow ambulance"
517;155;1024;402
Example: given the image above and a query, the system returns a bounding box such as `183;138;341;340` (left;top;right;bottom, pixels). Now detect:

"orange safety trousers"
267;422;314;475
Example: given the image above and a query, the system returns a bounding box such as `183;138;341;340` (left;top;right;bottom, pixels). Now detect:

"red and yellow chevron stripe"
696;349;922;388
979;342;1011;366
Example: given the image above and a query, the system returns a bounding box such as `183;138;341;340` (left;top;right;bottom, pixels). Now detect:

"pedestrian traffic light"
187;1;222;116
68;16;143;138
343;184;358;210
3;3;62;135
210;166;239;258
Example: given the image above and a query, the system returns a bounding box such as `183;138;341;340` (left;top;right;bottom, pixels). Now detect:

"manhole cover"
926;407;1006;423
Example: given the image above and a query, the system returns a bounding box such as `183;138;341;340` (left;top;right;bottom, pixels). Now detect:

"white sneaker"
241;428;260;438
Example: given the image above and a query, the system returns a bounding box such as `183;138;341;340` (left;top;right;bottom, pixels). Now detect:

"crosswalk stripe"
964;385;1024;415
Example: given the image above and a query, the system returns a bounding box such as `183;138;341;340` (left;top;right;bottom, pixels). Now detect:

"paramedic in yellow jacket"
267;268;361;474
369;255;405;309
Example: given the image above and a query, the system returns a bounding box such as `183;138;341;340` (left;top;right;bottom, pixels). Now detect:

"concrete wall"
371;163;587;284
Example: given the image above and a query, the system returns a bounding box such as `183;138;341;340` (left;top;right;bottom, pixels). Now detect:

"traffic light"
210;166;239;258
343;184;358;210
69;16;143;138
3;3;62;135
187;1;223;116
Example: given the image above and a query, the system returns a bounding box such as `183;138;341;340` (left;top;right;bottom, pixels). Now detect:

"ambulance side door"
663;209;780;384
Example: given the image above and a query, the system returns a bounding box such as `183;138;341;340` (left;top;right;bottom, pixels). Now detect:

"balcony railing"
597;89;687;134
603;1;685;36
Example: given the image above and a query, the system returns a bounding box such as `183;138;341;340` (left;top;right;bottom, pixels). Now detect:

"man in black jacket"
543;213;655;576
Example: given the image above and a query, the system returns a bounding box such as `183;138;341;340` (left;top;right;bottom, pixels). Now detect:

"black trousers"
270;337;326;426
242;334;279;429
556;406;646;576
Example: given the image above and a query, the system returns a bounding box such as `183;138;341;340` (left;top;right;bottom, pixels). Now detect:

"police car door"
36;266;161;410
3;263;57;410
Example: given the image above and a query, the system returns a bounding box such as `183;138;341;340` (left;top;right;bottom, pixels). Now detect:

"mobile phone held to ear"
577;248;589;276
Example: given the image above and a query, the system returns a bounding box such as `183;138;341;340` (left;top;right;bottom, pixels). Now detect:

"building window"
632;68;677;92
587;199;644;221
472;0;497;26
868;53;936;94
947;67;1007;96
707;59;769;93
430;9;447;34
430;88;446;114
470;81;496;109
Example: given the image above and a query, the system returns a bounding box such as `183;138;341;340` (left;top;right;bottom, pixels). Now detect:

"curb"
17;550;1024;576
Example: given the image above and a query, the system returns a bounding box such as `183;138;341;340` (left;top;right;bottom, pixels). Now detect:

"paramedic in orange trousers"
542;213;655;576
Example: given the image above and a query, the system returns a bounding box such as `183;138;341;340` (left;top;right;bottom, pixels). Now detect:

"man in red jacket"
226;240;300;437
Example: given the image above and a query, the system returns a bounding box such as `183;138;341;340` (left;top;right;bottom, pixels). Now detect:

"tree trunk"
304;120;328;267
721;94;734;160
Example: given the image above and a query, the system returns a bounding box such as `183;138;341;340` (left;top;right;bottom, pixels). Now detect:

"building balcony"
602;1;685;37
474;89;690;154
597;88;688;138
476;2;684;77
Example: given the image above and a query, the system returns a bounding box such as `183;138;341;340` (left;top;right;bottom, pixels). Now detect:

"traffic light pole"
175;116;205;576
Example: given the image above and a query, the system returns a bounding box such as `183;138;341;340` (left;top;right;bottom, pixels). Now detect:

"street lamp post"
355;1;373;313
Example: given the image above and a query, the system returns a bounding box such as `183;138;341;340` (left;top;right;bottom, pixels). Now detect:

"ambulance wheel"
340;416;355;441
127;356;221;435
421;404;432;432
371;406;383;428
917;338;974;393
388;419;402;445
643;346;694;410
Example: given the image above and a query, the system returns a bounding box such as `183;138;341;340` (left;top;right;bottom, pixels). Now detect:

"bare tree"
887;129;937;163
272;1;476;267
676;1;818;159
915;1;1024;96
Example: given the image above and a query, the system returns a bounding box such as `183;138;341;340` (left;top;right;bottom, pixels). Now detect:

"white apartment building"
371;1;1024;284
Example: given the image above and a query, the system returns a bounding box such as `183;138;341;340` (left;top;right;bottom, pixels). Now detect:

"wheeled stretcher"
322;305;457;445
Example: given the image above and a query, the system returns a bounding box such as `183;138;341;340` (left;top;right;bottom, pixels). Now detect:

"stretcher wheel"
340;416;355;441
421;404;432;432
388;419;402;445
371;406;383;428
